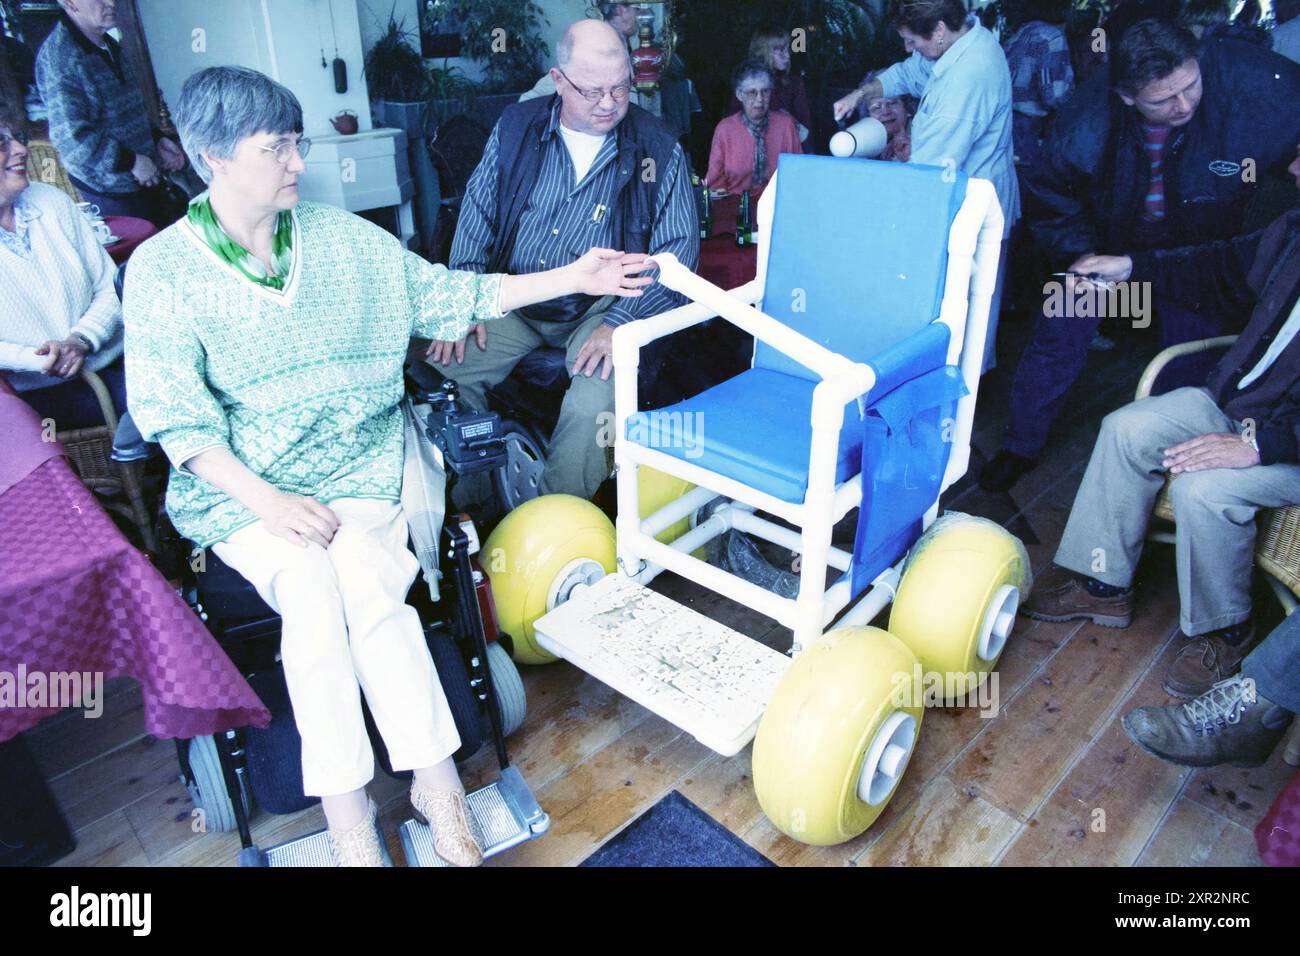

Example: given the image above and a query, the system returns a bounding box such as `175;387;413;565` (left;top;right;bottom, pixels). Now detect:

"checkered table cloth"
0;457;269;742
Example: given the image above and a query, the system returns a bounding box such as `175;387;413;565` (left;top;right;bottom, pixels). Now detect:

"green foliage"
425;61;479;125
364;10;429;102
440;0;551;94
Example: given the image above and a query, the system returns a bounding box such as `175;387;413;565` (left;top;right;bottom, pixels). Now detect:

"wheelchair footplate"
533;574;791;756
399;766;548;867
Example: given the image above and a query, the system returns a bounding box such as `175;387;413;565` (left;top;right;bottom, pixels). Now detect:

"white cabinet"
298;128;417;248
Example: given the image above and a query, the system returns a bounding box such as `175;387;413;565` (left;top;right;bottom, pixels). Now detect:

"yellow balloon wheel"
753;627;923;846
888;517;1029;695
482;495;616;665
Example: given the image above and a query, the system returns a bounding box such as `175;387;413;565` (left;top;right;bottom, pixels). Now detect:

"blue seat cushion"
755;155;968;381
630;324;952;503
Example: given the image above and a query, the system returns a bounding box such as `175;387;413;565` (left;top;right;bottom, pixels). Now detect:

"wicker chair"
54;368;157;552
1137;338;1300;765
25;139;83;204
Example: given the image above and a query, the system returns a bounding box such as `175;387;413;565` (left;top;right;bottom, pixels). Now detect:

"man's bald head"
557;19;629;72
551;20;634;136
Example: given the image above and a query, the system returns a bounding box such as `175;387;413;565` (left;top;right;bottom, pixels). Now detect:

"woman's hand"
833;88;865;123
253;490;340;548
35;337;89;378
568;248;655;298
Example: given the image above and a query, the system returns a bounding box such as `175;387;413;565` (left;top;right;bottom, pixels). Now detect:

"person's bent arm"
185;447;339;548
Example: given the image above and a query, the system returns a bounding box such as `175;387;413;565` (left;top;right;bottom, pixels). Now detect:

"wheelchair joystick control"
425;379;508;477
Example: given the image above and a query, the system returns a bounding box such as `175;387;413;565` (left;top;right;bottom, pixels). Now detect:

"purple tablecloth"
103;215;158;265
0;383;268;743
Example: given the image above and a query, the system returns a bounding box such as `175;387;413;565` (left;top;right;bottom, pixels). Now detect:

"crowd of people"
3;0;1300;864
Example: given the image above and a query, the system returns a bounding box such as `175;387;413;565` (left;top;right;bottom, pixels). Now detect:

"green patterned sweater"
123;201;505;547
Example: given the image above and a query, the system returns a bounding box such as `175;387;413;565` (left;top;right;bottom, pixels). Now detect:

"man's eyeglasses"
0;128;29;151
736;88;773;100
256;137;312;164
558;69;631;104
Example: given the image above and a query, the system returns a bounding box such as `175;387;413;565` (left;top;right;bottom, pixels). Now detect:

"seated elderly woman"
0;103;124;427
706;60;802;198
858;80;917;162
123;66;651;867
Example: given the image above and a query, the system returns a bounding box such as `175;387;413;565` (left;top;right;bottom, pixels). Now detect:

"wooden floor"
28;315;1294;866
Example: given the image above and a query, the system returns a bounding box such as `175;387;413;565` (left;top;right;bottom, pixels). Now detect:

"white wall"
138;0;375;138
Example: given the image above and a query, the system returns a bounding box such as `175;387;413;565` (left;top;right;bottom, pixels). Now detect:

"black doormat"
580;790;776;868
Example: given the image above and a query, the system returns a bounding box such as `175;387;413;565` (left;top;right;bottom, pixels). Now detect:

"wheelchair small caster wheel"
482;495;615;664
486;640;527;737
752;627;923;845
185;735;252;834
888;514;1030;696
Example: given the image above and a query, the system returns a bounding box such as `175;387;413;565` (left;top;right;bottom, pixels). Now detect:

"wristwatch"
69;332;94;353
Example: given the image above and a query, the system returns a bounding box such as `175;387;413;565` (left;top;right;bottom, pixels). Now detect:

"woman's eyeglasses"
558;69;631;104
737;88;773;100
0;128;30;151
257;137;312;164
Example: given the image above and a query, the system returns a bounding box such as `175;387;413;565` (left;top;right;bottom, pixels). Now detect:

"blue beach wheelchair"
483;156;1029;846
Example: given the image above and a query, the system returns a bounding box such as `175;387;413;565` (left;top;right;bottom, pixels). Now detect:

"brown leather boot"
1162;622;1260;699
1020;565;1133;627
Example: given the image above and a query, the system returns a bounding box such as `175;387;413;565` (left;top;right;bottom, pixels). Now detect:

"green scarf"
187;196;294;291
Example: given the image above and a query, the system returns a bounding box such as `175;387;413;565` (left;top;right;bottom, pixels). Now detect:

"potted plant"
436;0;550;129
364;10;430;129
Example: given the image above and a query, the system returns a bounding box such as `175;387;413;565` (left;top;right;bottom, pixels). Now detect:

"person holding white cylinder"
833;0;1017;371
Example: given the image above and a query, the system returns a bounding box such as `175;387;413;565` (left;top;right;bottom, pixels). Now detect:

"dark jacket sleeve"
1021;74;1111;268
1128;224;1271;331
1255;386;1300;466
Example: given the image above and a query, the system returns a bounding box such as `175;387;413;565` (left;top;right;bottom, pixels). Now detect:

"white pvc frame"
612;169;1005;655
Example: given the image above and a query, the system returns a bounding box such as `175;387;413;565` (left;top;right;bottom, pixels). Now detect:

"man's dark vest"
487;96;679;320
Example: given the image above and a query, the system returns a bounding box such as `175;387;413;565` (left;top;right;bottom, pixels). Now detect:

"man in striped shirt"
424;19;699;501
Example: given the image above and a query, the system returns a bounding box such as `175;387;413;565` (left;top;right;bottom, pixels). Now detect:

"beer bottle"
736;190;751;247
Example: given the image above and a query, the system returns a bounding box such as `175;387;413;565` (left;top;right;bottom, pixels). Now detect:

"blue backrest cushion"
755;155;968;381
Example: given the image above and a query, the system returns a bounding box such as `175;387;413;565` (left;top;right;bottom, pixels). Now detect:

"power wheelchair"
111;362;548;866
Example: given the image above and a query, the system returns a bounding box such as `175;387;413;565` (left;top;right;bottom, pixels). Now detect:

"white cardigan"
0;182;123;392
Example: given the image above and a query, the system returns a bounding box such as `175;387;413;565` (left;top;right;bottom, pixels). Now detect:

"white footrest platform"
534;574;791;756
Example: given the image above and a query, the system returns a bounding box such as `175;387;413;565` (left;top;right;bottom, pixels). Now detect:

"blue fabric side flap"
849;365;968;596
866;365;967;433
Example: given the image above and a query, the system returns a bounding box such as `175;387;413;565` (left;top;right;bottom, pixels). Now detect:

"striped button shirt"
450;99;699;327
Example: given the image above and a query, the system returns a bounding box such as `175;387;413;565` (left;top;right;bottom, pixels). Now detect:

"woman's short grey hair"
732;60;774;92
175;66;303;182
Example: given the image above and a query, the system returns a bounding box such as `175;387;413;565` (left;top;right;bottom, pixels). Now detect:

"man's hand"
254;490;340;548
1163;432;1260;474
35;337;89;378
569;248;654;298
157;138;186;173
426;323;487;365
132;152;161;188
573;323;615;381
1068;253;1133;284
833;88;865;123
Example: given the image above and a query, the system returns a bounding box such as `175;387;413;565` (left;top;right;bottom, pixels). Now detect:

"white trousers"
212;498;461;797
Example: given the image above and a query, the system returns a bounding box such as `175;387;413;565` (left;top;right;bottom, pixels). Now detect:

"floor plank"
1134;797;1263;867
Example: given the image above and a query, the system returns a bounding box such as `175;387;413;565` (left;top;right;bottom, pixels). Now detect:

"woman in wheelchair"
122;66;652;866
